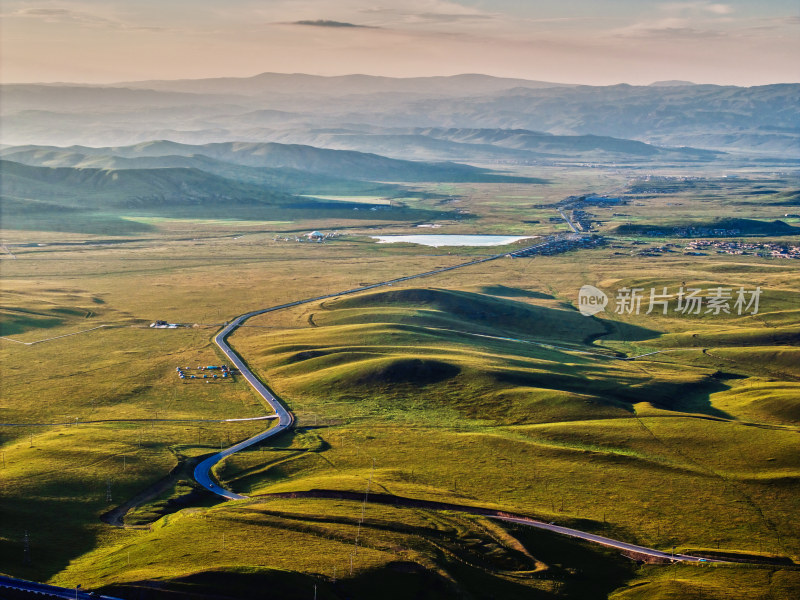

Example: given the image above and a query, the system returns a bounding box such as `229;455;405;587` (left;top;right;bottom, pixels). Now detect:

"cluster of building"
685;240;800;259
512;234;606;257
629;243;681;257
274;231;341;243
176;365;238;381
627;175;703;194
562;194;628;207
150;320;179;328
581;195;628;206
570;209;594;232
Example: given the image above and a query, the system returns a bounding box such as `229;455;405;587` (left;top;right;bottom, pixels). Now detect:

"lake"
371;235;536;247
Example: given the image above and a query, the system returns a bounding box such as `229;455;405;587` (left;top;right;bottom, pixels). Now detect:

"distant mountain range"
2;73;797;158
118;72;572;97
259;127;722;163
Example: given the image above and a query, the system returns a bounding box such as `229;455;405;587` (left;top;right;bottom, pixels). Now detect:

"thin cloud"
361;4;497;27
638;26;727;39
292;19;376;28
410;12;492;23
706;4;733;15
659;2;733;15
11;6;165;31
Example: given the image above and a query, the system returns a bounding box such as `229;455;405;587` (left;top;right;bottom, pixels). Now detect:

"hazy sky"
2;0;798;85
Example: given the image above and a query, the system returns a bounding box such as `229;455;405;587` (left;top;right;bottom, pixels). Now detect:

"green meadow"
1;167;799;598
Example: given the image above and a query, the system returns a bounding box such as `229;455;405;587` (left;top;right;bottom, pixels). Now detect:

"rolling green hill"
0;147;409;197
2;140;538;183
0;159;451;233
240;287;730;424
0;159;298;208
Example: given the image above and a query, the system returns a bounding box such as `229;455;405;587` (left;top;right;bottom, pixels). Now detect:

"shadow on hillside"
0;496;102;582
493;367;733;419
476;285;555;300
326;287;661;344
585;315;661;344
99;524;634;599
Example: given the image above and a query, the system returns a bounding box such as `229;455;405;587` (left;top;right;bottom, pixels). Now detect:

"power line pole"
106;479;112;503
23;530;30;565
355;458;375;554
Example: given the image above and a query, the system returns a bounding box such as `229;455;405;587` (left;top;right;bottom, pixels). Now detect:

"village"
685;239;800;259
622;239;800;259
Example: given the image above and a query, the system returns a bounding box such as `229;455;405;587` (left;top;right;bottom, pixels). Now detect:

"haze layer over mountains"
2;73;798;158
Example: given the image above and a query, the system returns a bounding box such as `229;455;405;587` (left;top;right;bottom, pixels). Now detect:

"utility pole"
106;479;112;503
23;530;30;565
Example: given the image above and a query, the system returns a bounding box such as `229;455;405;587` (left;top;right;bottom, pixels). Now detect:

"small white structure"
307;231;325;240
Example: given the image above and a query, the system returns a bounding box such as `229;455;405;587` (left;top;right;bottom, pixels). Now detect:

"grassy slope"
0;147;412;197
0;159;454;234
2;169;799;598
219;283;799;562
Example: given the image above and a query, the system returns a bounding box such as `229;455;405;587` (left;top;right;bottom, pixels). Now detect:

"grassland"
1;165;799;598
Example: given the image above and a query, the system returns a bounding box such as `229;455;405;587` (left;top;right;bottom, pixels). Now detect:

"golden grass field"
1;167;799;598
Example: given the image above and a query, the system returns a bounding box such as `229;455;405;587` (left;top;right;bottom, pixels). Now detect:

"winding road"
493;516;712;563
189;237;734;564
193;237;556;499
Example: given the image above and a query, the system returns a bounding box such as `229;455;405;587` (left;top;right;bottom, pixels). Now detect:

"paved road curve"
493;516;716;563
0;575;122;599
191;236;730;564
261;489;722;564
193;238;557;499
193;312;297;500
